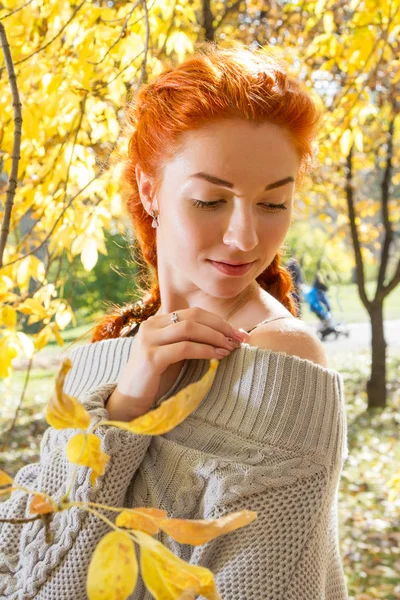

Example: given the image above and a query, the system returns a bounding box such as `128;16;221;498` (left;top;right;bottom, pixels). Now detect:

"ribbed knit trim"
157;343;347;468
64;337;347;469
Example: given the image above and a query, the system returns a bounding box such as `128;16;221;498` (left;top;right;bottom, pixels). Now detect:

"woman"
0;44;349;599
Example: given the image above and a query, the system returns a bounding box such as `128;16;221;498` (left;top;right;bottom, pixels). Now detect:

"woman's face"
139;118;300;303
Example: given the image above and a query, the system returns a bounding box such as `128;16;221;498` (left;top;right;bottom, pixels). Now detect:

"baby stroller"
301;275;350;342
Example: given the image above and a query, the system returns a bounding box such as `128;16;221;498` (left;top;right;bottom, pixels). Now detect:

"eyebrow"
189;172;295;191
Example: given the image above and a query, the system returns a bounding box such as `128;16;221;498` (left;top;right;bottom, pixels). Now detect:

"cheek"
259;213;291;243
161;211;209;256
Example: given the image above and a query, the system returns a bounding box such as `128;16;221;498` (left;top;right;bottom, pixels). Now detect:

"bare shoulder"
248;316;329;369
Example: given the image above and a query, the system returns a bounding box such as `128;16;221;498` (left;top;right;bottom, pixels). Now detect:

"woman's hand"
105;308;250;421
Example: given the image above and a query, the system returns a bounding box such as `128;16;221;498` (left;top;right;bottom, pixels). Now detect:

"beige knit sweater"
0;335;349;599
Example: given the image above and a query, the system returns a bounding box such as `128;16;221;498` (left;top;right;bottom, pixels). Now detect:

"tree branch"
376;101;395;297
0;22;22;269
139;0;150;87
345;146;371;311
215;0;244;30
201;0;215;42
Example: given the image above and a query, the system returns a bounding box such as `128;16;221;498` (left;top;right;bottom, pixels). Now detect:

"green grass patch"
302;282;400;324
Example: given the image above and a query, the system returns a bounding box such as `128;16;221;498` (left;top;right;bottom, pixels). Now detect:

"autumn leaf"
136;530;221;600
116;507;167;535
46;358;91;430
104;359;219;435
0;470;13;486
87;531;138;600
29;493;57;515
66;433;110;486
158;510;257;545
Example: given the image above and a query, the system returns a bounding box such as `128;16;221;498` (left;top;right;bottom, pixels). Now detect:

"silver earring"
150;210;159;228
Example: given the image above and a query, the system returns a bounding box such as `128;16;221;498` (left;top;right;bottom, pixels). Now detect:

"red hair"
92;44;321;342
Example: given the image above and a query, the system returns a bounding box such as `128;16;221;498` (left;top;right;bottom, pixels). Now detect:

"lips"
208;260;255;277
212;261;253;266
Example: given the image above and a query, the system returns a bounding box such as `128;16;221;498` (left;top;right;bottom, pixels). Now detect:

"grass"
302;282;400;324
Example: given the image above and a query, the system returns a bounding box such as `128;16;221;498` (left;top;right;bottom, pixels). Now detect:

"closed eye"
192;199;287;211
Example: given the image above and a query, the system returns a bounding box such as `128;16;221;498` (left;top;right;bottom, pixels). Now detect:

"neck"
155;282;260;322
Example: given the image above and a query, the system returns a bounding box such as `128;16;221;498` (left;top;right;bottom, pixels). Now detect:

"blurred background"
0;1;399;597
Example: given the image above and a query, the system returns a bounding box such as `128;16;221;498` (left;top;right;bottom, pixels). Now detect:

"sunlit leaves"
0;469;15;495
158;510;257;546
0;469;13;486
46;358;91;430
87;531;138;600
116;507;257;546
116;507;167;535
66;433;110;486
137;531;221;600
103;359;219;435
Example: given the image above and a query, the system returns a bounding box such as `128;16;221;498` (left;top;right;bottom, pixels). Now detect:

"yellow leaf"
29;493;57;515
66;433;110;486
105;359;218;435
116;507;168;535
34;326;53;351
137;531;221;600
0;306;17;327
0;470;13;486
15;332;35;359
50;322;65;346
340;129;353;157
159;510;257;546
46;358;91;430
55;302;73;330
0;335;20;378
354;128;363;152
323;11;335;34
18;298;49;320
81;237;98;271
87;531;138;600
16;256;46;291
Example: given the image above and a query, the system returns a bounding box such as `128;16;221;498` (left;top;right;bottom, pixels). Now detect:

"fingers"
156;340;235;365
153;319;242;352
147;307;249;343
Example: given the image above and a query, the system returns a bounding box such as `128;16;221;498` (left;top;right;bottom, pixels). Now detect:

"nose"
222;204;259;252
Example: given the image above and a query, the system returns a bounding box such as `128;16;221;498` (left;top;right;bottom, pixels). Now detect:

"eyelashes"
192;199;287;211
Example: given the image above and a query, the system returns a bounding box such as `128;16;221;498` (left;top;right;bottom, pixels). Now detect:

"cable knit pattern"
0;335;349;599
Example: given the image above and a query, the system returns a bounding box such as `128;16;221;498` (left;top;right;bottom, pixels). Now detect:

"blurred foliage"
60;229;139;319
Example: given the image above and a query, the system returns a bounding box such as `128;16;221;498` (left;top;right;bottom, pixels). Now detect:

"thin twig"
0;0;35;21
0;515;42;524
0;22;22;269
13;0;86;67
0;356;33;452
88;0;142;66
139;0;150;86
1;174;99;269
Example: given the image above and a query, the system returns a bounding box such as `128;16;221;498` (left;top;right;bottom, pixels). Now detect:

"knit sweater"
0;334;349;600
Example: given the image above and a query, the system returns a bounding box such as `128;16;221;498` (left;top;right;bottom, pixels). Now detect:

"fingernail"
234;328;249;341
216;348;231;356
227;337;241;348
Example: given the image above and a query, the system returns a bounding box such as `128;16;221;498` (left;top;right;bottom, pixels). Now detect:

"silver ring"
171;311;179;324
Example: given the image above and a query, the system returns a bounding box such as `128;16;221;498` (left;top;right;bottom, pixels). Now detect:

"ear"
135;164;159;214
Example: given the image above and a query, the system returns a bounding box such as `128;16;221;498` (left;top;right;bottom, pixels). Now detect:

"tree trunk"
367;303;387;409
201;0;215;41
